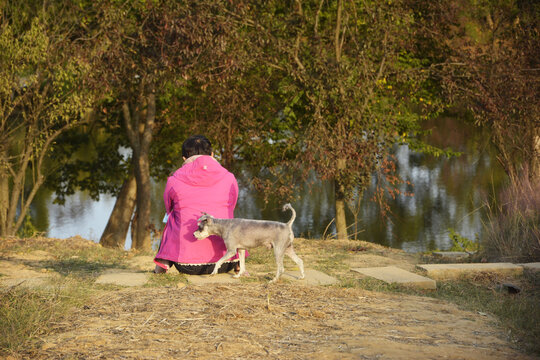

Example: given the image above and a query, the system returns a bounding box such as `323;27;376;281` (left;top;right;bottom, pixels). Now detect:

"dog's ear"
200;212;214;224
197;214;214;227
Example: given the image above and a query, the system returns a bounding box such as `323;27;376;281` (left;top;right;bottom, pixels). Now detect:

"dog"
193;204;305;283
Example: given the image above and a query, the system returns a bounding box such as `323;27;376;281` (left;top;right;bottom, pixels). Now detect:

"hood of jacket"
172;155;229;187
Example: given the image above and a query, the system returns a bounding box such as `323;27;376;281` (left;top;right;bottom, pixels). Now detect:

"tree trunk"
123;89;155;252
332;1;347;241
5;121;53;236
0;151;8;237
131;208;139;249
133;149;152;251
334;158;348;240
99;171;137;248
334;183;348;240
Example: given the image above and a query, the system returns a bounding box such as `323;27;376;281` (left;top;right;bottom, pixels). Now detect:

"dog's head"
193;213;214;240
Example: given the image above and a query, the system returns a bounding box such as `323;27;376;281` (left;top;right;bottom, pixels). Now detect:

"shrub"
481;171;540;262
448;228;479;253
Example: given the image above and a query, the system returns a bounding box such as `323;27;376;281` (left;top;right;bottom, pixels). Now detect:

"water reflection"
32;117;506;253
40;191;117;243
358;117;505;252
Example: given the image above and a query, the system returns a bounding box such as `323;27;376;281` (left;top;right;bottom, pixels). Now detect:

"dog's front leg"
211;249;238;275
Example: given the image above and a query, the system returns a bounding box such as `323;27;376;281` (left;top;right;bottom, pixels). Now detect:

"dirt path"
27;284;533;360
1;237;537;359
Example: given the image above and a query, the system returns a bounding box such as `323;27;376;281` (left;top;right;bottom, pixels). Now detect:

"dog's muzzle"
193;230;209;240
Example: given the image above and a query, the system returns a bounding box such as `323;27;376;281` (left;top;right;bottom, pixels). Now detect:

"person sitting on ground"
153;134;244;275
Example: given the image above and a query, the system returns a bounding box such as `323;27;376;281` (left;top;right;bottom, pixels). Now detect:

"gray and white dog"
193;204;305;283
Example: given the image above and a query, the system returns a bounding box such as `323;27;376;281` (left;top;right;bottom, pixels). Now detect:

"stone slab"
0;259;56;288
95;272;149;287
351;266;436;289
518;262;540;272
281;268;338;286
185;273;241;285
0;277;52;288
186;268;338;286
417;263;523;280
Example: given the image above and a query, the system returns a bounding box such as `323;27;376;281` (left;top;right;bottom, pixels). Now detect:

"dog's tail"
282;203;296;229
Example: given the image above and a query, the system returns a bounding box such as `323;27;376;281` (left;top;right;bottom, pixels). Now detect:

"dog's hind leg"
233;249;246;278
285;246;305;279
270;247;286;283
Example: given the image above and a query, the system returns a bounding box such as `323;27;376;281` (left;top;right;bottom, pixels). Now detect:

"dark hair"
182;135;213;158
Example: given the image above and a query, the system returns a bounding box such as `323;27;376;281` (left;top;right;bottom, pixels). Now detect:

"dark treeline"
1;0;538;253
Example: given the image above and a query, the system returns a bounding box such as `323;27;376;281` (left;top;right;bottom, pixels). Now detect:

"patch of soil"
344;254;416;271
1;237;536;359
28;284;533;360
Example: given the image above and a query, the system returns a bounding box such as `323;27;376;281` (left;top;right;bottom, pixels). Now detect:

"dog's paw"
233;271;249;279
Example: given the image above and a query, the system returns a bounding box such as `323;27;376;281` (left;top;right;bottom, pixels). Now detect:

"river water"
33;117;506;252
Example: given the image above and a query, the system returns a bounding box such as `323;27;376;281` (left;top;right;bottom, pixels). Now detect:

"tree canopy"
1;0;537;245
0;0;94;237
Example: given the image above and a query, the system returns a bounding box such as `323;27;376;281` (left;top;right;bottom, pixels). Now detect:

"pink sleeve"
228;177;239;218
163;178;174;213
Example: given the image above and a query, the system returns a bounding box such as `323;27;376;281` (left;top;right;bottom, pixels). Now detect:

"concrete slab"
0;277;52;288
351;266;436;289
185;273;241;285
417;263;523;280
518;262;540;272
281;268;338;286
0;260;53;279
95;272;149;287
186;268;338;286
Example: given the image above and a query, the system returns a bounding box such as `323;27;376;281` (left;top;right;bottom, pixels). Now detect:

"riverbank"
1;236;538;359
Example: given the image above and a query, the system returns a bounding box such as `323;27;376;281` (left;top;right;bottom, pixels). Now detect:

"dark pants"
172;261;238;275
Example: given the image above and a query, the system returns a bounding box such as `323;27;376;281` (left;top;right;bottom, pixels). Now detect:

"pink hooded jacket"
155;155;239;264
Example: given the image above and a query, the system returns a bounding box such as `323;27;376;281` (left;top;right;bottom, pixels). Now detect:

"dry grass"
481;173;540;262
431;270;540;355
21;284;531;360
1;236;539;358
0;277;94;355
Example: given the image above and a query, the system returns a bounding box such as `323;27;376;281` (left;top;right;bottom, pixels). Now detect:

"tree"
87;1;252;250
0;1;93;237
168;0;447;240
424;0;540;181
152;2;294;176
257;0;443;239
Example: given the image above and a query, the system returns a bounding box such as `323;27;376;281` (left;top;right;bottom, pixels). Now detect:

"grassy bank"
0;236;132;355
0;278;93;354
0;236;538;357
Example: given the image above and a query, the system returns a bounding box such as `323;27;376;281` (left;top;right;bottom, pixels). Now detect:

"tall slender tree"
0;1;93;237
